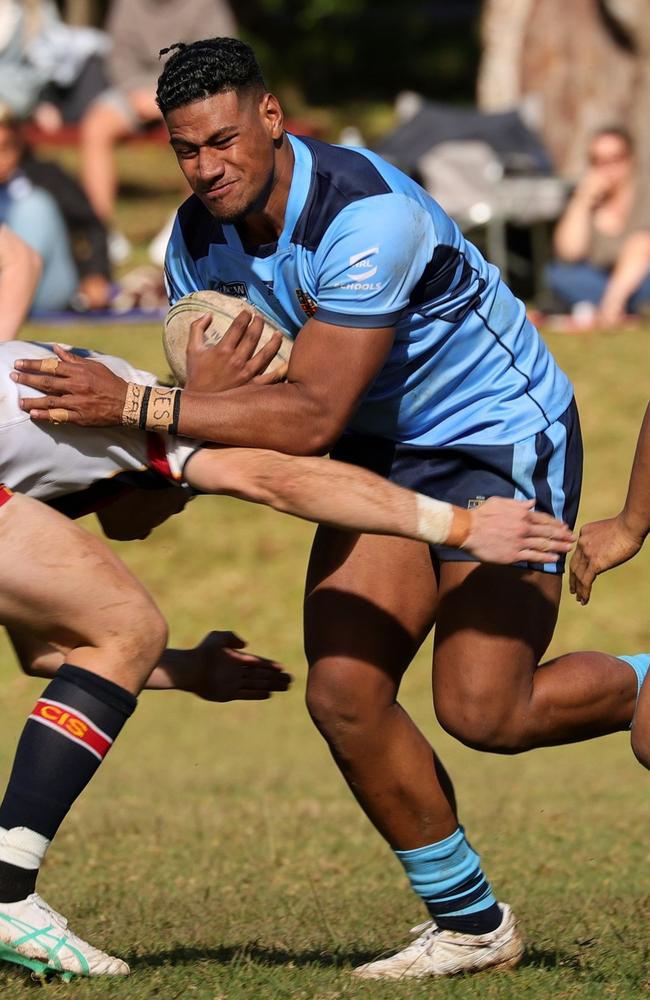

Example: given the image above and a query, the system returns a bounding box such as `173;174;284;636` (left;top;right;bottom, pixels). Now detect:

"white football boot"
353;903;523;980
0;893;129;980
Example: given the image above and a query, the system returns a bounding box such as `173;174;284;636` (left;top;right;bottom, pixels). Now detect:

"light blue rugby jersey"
165;133;573;448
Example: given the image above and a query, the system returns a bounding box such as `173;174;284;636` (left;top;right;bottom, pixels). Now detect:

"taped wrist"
122;383;181;435
415;495;471;548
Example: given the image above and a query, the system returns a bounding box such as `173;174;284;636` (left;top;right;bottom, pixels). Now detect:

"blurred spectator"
0;223;41;338
0;0;108;132
545;126;650;325
79;0;236;260
20;158;112;310
0;108;78;312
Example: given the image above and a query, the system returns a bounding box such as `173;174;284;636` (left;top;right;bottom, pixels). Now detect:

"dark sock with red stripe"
0;664;136;902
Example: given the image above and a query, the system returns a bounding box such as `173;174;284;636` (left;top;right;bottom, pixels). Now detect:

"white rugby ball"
163;290;293;386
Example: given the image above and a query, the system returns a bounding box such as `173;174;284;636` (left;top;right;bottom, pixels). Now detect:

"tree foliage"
235;0;481;105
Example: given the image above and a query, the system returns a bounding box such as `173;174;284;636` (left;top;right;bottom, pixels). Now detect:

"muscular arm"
621;402;650;539
177;318;395;454
184;445;575;564
12;318;396;454
9;627;291;702
570;401;650;603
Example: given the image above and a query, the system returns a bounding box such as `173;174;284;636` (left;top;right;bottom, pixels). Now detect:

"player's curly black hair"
156;37;265;115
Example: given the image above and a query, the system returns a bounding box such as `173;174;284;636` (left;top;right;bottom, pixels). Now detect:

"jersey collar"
221;133;313;257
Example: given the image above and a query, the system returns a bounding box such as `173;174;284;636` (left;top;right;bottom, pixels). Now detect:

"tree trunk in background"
478;0;644;179
477;0;535;113
602;0;650;172
63;0;103;26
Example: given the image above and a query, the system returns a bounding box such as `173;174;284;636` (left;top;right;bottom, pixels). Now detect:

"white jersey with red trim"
0;341;199;514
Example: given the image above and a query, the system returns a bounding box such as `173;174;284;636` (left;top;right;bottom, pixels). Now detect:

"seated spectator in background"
545;126;650;327
79;0;236;261
17;140;112;310
0;108;77;312
0;224;41;339
0;0;108;133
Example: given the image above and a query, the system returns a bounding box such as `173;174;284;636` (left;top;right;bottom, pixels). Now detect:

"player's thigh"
0;494;166;661
304;526;439;722
432;560;561;740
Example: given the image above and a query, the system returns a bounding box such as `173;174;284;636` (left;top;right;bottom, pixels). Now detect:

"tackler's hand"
12;345;128;427
462;497;576;565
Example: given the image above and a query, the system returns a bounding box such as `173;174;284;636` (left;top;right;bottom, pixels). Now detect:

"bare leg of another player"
0;493;170;978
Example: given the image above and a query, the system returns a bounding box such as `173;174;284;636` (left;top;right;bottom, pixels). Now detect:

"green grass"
0;322;648;998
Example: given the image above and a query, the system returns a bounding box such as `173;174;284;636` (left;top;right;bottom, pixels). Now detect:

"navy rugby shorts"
331;399;583;574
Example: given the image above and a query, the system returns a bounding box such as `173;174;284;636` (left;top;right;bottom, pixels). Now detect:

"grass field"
0;320;648;999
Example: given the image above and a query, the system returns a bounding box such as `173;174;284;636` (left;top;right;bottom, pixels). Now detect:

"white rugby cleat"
0;893;129;980
352;903;523;980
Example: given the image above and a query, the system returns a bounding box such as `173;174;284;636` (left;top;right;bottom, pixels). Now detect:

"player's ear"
260;92;284;141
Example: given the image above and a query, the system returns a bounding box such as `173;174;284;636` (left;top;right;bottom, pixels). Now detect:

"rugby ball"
163;290;293;386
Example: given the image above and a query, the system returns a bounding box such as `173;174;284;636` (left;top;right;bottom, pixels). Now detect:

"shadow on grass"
129;943;380;972
520;945;584;972
129;942;583;974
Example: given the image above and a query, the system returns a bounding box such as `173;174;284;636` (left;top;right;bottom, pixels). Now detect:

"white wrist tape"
415;494;454;545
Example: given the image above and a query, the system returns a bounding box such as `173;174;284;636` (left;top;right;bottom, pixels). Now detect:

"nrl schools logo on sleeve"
339;247;383;291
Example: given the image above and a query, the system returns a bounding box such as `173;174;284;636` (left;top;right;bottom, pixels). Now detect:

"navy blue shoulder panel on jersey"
290;137;392;251
177;194;227;261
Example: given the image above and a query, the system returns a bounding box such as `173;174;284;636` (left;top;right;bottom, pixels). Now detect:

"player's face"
166;89;284;224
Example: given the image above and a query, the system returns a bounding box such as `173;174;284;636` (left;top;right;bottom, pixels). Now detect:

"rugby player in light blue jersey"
16;37;648;982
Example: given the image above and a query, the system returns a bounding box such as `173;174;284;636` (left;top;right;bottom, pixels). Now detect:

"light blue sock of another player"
617;654;650;724
395;825;502;935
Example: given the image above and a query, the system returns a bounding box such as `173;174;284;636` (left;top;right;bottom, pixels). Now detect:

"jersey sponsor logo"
335;247;383;290
339;281;383;291
346;247;379;281
30;699;113;761
295;288;318;318
213;280;249;298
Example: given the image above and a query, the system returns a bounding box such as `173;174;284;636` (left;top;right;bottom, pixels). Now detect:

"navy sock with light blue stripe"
395;826;502;935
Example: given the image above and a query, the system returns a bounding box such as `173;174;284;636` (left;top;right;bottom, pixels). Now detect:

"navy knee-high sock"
0;664;136;902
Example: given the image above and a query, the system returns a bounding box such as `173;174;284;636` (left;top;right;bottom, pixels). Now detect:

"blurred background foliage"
236;0;481;106
62;0;482;110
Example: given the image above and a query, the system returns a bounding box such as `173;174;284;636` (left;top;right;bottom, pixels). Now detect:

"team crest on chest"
295;288;317;318
213;280;249;298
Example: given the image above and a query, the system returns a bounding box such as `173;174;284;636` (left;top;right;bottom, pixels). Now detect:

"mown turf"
0;322;647;998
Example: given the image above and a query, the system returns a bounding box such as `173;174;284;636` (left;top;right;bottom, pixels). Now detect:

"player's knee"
305;671;384;744
112;595;168;669
436;695;527;754
631;727;650;770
